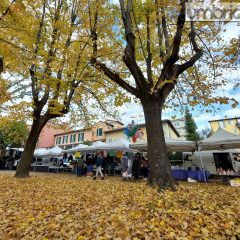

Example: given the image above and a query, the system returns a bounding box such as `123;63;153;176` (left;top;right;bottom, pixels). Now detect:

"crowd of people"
67;151;150;180
0;147;150;180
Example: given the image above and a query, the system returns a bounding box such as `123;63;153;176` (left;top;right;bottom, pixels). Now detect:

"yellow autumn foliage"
0;173;239;239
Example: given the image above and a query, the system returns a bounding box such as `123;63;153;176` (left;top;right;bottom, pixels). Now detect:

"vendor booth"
198;128;240;151
129;138;210;182
129;137;196;152
62;143;88;153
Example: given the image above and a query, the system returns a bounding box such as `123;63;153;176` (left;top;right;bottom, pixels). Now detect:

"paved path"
0;170;77;178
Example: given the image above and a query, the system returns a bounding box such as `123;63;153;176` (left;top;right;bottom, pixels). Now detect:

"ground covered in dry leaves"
0;173;239;240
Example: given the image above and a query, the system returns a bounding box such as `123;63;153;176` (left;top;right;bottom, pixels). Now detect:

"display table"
31;165;49;172
172;169;210;182
211;174;240;184
48;166;72;173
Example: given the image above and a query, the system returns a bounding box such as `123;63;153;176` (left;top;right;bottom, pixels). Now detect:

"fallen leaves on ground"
0;173;239;240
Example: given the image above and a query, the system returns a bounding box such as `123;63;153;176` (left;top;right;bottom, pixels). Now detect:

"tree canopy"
86;0;239;189
0;117;28;148
0;0;238;187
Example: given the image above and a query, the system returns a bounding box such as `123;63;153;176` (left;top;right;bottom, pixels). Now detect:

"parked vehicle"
183;150;240;174
0;148;24;169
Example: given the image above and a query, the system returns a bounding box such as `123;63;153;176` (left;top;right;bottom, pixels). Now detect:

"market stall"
62;143;88;153
47;146;63;156
129;137;196;152
198;128;240;151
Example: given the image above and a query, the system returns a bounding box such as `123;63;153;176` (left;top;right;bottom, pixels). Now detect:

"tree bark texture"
15;118;47;178
141;97;176;190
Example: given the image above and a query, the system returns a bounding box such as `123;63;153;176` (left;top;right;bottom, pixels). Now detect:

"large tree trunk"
15;118;47;178
141;97;176;190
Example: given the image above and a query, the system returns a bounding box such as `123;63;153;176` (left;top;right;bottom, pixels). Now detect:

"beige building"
171;118;186;139
209;117;240;135
105;120;180;143
54;120;124;149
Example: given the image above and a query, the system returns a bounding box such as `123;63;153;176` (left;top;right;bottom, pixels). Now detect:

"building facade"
36;124;67;148
171;118;186;139
209;117;240;135
105;120;180;143
54;120;124;149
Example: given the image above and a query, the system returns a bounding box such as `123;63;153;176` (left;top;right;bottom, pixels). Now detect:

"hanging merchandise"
116;151;123;158
108;150;115;157
124;120;144;142
74;152;81;158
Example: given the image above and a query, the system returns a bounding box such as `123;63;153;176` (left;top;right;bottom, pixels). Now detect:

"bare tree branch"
0;57;3;73
160;0;170;55
177;22;203;75
30;0;47;104
146;10;153;87
91;59;138;96
155;0;165;61
154;0;186;91
119;0;149;91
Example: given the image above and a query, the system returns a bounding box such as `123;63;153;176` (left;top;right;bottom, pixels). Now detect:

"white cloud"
194;113;222;123
223;108;240;118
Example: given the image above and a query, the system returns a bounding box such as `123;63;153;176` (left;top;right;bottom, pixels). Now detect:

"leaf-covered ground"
0;172;239;240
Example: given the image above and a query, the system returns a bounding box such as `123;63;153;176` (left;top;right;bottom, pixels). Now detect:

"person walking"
121;153;128;173
93;153;104;180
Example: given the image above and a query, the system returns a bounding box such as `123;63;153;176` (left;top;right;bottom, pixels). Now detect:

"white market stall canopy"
75;140;133;152
34;148;49;157
47;146;63;156
62;143;89;153
102;138;131;151
130;137;196;152
79;141;108;152
34;146;63;157
198;128;240;151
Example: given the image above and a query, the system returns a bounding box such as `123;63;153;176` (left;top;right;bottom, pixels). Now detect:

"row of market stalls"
34;128;240;157
34;146;63;158
130;128;240;151
29;128;240;184
130;128;240;181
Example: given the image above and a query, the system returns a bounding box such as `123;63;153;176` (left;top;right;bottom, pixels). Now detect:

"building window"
219;121;226;128
70;134;76;143
62;135;68;144
56;136;61;145
78;132;84;142
228;120;233;125
96;128;103;136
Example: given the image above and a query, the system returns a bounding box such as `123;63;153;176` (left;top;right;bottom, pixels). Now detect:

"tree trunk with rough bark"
15;118;47;178
142;97;176;190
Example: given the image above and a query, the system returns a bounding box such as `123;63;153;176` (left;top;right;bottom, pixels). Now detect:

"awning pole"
199;153;207;182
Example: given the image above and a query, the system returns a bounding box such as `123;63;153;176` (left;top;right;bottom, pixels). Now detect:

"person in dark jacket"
93;153;104;180
132;153;141;180
77;155;84;177
86;155;93;176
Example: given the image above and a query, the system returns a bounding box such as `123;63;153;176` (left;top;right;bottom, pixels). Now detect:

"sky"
116;22;240;132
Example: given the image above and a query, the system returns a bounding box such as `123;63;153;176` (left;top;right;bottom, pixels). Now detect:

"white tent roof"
62;143;89;153
80;141;108;152
34;148;49;157
47;146;63;156
198;128;240;150
103;138;131;151
130;138;196;152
